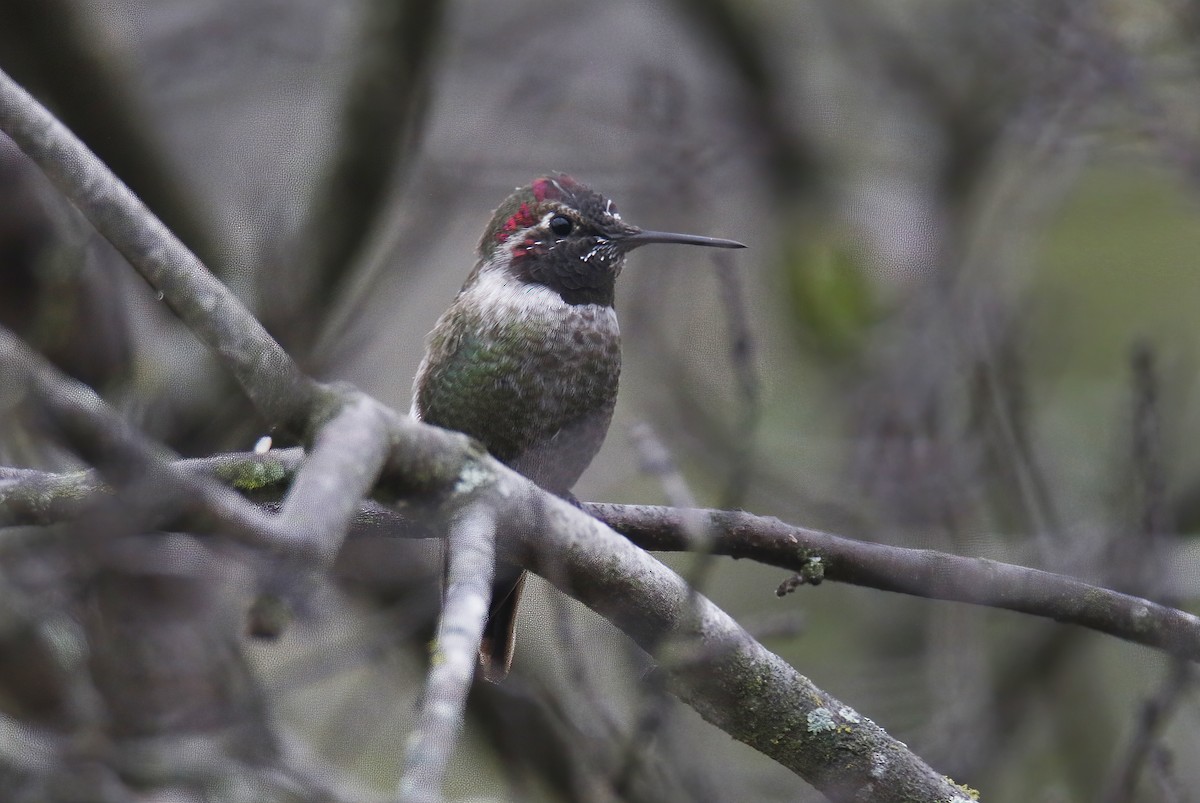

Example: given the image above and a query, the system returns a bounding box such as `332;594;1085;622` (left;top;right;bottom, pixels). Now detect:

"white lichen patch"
807;707;836;733
453;461;491;495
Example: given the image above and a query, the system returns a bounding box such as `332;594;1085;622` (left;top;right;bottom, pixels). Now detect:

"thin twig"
1101;660;1193;803
1101;344;1194;803
629;422;701;511
712;252;762;510
397;502;497;803
1130;342;1173;557
614;423;714;795
972;309;1061;546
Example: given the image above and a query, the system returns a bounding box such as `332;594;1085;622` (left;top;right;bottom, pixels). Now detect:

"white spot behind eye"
582;238;612;263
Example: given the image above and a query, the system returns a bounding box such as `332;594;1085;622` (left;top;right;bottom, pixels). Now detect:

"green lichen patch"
219;458;289;492
948;778;981;800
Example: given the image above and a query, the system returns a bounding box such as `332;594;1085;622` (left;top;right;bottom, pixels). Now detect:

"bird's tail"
478;567;527;683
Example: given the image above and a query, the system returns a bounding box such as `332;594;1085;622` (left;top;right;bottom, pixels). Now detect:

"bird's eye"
549;215;573;237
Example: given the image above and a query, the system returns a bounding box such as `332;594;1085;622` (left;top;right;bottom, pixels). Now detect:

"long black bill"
619;229;746;250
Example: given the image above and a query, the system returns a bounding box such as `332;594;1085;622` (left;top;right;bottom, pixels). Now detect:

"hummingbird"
411;174;744;681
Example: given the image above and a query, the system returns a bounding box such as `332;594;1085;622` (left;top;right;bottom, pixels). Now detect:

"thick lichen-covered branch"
0;443;971;801
490;485;970;802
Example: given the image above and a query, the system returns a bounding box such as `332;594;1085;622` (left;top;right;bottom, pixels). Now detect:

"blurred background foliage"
2;0;1200;801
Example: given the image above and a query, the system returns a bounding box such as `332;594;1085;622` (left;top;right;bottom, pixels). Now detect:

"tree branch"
588;502;1200;661
397;502;496;803
0;444;973;800
5;451;1199;668
0;325;286;553
276;390;393;564
490;486;969;802
0;66;317;432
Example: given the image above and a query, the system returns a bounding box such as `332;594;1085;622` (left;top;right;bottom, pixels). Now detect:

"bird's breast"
413;274;621;493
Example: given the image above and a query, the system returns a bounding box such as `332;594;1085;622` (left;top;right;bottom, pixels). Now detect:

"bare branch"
1101;661;1194;803
615;422;712;795
712;250;762;510
397;502;497;803
0;67;317;431
589;503;1200;662
0;325;285;552
8;449;1200;667
277;390;393;564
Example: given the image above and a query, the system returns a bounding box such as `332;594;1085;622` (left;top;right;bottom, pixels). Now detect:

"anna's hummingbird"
411;174;744;680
